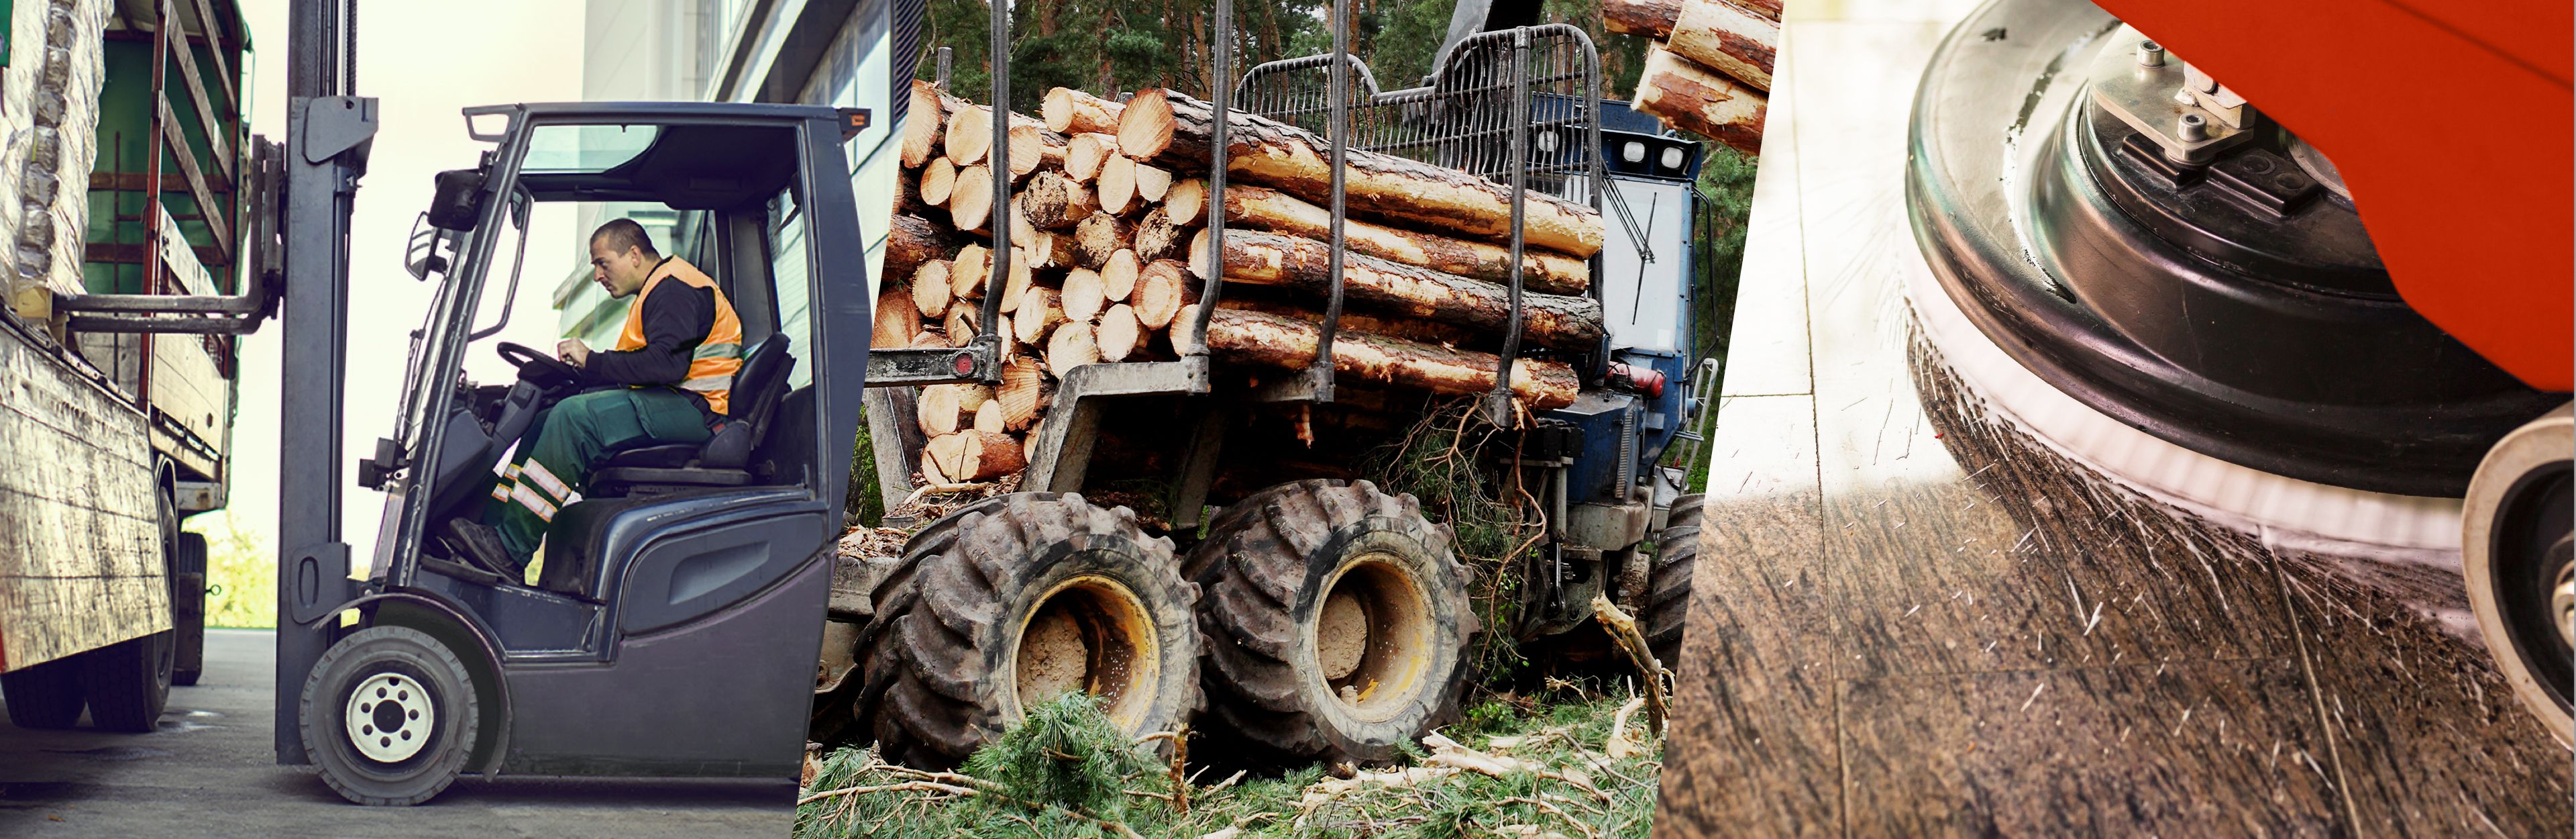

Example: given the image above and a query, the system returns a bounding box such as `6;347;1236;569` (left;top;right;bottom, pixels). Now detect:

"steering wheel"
496;341;584;390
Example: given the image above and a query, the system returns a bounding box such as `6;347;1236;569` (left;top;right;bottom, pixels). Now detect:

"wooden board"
0;328;166;671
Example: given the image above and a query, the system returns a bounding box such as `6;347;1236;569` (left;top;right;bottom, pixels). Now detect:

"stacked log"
888;79;1604;487
1606;0;1776;155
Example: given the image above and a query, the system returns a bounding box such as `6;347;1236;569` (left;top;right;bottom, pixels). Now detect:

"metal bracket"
300;96;378;166
282;541;356;626
2088;27;2255;166
1024;359;1209;492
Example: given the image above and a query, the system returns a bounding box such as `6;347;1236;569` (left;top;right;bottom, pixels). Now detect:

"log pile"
1607;0;1776;156
885;79;1608;486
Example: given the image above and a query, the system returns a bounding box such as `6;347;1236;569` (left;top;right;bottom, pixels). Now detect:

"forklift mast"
274;0;372;764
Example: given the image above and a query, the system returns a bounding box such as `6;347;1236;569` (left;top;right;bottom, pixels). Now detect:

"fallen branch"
1591;593;1669;738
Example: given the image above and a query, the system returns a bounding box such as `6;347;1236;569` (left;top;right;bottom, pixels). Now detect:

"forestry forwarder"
820;0;1725;770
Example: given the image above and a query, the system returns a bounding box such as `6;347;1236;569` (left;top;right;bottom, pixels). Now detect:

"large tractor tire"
1;656;88;730
299;626;482;805
1642;493;1704;671
1186;479;1473;765
855;493;1200;770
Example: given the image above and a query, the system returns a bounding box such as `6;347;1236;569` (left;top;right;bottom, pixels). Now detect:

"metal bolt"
2137;40;2165;66
2176;113;2208;142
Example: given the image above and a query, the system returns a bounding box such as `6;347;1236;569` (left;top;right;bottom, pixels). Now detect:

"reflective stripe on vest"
615;256;745;415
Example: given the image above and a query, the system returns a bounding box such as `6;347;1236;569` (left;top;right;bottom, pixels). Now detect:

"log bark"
1006;123;1069;183
1100;249;1141;302
997;357;1049;431
1061;267;1108;323
1131;258;1199;330
1195;307;1582;409
920;158;958;206
1118;88;1605;257
1022;170;1097;230
888;215;965;281
1073;212;1132;268
1097;154;1142;215
1044;320;1099;378
1133;207;1190;264
1095;303;1144;361
1633;46;1768;156
873;284;921;349
912;260;955;319
1190;229;1606;350
949;164;996;234
944;103;993;166
1065;132;1118;182
1214;296;1483;350
896;167;931;215
1208;183;1589;294
1043;87;1125;135
1603;0;1776;91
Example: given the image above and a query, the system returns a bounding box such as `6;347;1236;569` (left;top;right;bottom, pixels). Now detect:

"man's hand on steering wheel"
494;341;584;391
556;338;593;368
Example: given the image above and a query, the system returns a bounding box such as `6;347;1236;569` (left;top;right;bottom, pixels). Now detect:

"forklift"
73;2;883;805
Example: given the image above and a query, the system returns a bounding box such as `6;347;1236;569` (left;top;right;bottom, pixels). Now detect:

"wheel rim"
343;671;437;763
1310;554;1435;724
1011;575;1159;732
2553;544;2573;652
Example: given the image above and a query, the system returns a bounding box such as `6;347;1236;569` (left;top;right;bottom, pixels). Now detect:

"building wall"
555;0;718;344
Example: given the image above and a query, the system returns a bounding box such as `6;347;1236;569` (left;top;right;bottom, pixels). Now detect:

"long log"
904;81;969;168
1118;88;1605;258
1043;87;1125;135
1132;258;1199;330
1189;307;1582;409
1603;0;1776;91
1189;229;1605;350
1214;295;1483;350
1065;132;1118;182
1633;46;1767;157
888;214;965;281
1206;183;1589;295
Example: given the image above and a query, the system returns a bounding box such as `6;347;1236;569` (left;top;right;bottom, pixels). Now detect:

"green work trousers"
486;387;712;568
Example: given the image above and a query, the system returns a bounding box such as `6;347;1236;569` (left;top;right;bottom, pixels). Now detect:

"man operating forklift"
444;218;744;575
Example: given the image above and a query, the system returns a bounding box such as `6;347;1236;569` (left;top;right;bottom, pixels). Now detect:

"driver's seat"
586;333;796;495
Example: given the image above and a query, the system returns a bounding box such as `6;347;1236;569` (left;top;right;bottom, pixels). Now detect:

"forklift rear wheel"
2462;405;2573;744
299;626;482;805
1;656;89;730
1185;479;1471;764
856;493;1199;769
1643;494;1704;671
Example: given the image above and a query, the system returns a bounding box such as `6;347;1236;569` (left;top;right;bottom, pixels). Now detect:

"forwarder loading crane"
13;0;891;805
816;0;1732;769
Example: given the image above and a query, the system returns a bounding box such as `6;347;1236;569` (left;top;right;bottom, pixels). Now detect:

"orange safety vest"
616;256;745;415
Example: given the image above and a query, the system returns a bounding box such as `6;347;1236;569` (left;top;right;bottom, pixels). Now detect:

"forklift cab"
303;102;872;805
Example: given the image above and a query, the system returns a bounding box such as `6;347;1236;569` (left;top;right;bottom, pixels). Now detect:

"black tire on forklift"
173;532;209;687
1;656;89;729
1643;493;1704;671
1185;479;1472;765
298;626;482;806
854;493;1199;770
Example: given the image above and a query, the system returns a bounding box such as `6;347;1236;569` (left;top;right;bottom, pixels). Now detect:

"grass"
187;510;277;630
798;690;1665;839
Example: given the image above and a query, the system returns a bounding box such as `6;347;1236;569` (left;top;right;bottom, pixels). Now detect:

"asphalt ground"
0;629;796;838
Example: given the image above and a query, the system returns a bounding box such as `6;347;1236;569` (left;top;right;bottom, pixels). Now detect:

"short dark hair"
590;218;658;258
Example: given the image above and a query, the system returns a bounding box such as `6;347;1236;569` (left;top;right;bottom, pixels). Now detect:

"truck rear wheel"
299;626;481;805
78;631;174;732
1;656;88;729
1185;480;1472;764
172;532;209;687
1643;493;1704;671
855;493;1199;769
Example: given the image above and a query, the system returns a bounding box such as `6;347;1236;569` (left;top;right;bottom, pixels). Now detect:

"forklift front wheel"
299;626;482;805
